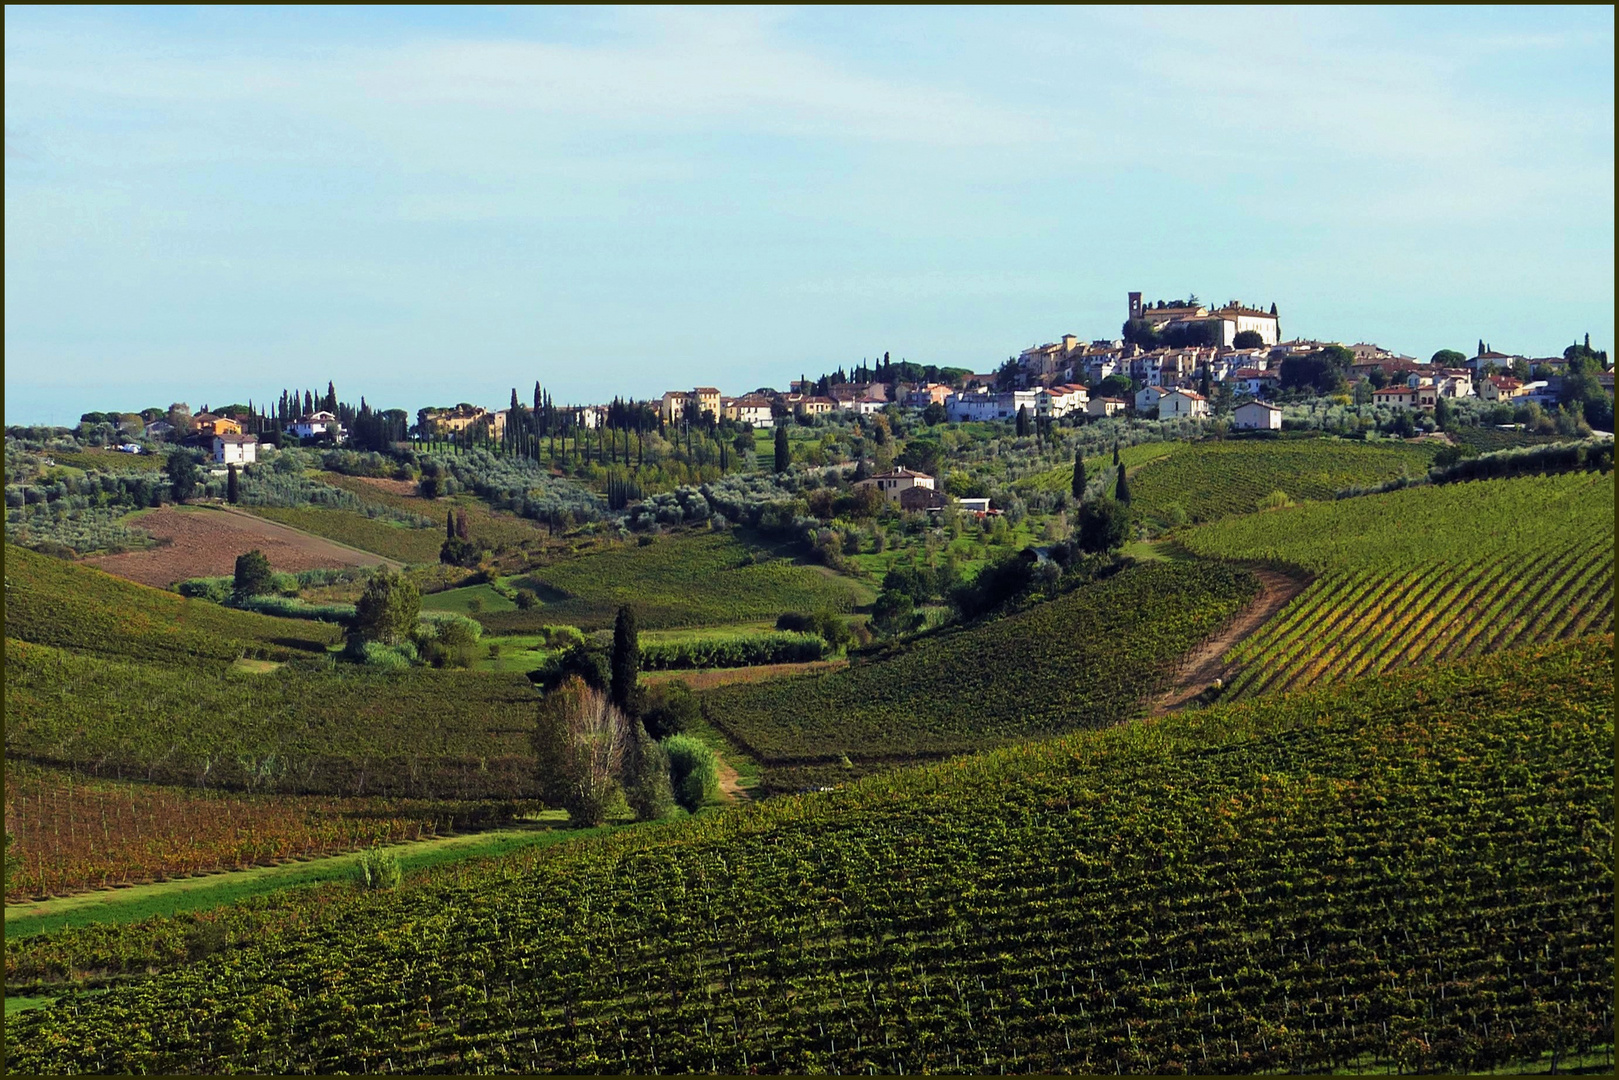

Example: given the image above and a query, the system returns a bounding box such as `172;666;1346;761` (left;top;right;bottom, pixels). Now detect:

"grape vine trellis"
8;637;1611;1074
1181;472;1613;700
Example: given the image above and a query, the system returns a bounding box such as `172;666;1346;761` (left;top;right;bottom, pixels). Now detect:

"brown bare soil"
83;506;399;589
1148;568;1311;715
713;753;749;803
341;475;421;499
640;659;849;692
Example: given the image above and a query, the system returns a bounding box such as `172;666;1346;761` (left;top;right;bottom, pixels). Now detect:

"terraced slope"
7;638;1610;1075
1179;471;1612;699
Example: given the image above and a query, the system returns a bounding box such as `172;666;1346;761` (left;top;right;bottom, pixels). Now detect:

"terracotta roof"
213;433;258;444
1163;389;1207;401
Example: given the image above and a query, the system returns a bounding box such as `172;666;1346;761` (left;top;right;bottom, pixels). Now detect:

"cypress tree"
1016;405;1031;437
447;509;456;539
774;424;790;473
226;463;240;504
1115;462;1131;504
1071;449;1086;502
1113;441;1120;466
610;605;640;717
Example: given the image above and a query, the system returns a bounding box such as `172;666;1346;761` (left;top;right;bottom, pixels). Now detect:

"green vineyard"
1126;438;1441;527
5;639;540;799
3;544;341;661
494;530;871;631
701;562;1259;778
7;638;1610;1074
1179;471;1613;700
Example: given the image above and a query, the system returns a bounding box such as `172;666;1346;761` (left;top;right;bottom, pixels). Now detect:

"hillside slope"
702;561;1259;787
1179;470;1613;698
12;637;1607;1074
4;543;340;660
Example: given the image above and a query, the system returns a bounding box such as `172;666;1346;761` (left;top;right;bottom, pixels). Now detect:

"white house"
1232;368;1280;397
726;395;776;427
288;411;344;440
1233;401;1283;430
1135;385;1164;412
855;468;935;503
1035;385;1088;419
945;389;1038;423
212;434;258;465
1159;389;1210;420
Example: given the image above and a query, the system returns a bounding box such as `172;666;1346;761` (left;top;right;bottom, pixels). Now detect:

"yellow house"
194;413;243;436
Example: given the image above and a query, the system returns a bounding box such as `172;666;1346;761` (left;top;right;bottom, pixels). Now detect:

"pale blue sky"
6;6;1613;424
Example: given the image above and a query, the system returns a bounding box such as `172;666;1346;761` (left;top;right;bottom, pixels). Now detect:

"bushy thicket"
638;631;826;670
412;448;609;526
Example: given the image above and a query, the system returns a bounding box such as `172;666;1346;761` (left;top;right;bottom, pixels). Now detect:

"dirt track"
1148;568;1311;715
84;506;399;589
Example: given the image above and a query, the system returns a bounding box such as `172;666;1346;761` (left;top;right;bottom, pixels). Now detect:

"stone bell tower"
1128;292;1144;320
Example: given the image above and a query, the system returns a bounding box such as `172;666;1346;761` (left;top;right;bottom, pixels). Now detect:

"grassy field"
1013;439;1183;493
483;530;872;631
419;582;519;614
1124;437;1442;527
7;638;1608;1074
244;505;445;564
321;474;552;554
702;561;1259;784
5;543;340;661
46;448;166;473
1180;470;1613;698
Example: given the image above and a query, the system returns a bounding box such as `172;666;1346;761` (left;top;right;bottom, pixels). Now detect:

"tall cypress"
1071;448;1086;502
1115;463;1131;504
226;463;240;505
610;605;639;717
447;509;456;540
774;425;789;473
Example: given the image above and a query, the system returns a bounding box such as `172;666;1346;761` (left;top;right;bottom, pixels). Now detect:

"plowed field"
83;507;395;588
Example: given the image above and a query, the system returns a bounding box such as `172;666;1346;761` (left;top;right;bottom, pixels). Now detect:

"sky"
5;5;1614;424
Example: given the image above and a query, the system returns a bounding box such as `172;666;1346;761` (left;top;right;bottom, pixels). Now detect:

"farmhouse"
1373;387;1419;409
143;420;175;439
193;412;243;437
1087;396;1127;418
1233;401;1283;430
212;434;258;465
724;395;776;426
1159;389;1210;420
856;468;936;503
1134;385;1164;412
288;410;343;440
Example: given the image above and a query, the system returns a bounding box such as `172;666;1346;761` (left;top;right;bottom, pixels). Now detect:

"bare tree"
532;677;629;826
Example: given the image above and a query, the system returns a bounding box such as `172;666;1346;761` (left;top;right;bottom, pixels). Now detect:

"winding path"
1148;567;1311;715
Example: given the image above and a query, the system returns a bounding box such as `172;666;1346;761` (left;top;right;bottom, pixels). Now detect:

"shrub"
178;577;234;604
622;724;675;821
641;680;700;740
663;734;719;812
233;550;275;599
351;846;403;891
